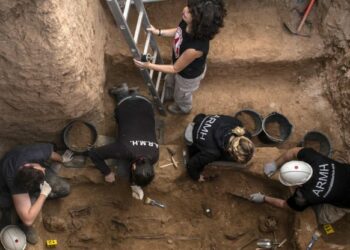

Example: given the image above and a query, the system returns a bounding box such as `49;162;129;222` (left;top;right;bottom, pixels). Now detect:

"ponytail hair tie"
232;126;245;137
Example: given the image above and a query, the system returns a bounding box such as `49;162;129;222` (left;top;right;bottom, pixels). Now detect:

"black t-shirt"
0;143;53;207
287;148;350;211
172;20;209;79
187;114;250;180
116;96;159;163
93;96;159;176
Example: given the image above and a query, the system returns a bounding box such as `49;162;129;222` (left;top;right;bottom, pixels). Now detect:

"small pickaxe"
166;147;178;169
284;0;316;37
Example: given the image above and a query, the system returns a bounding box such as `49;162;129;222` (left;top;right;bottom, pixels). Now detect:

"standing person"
0;144;73;244
134;0;227;115
249;147;350;225
185;114;255;181
89;83;159;198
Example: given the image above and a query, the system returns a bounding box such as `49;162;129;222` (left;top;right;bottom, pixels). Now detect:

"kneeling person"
250;147;350;225
185;114;255;181
0;143;72;244
89;84;159;195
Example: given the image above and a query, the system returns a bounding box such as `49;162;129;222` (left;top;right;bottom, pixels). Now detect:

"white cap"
0;225;26;250
279;160;313;186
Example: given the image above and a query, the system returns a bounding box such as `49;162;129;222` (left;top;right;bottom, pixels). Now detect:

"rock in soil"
43;216;67;232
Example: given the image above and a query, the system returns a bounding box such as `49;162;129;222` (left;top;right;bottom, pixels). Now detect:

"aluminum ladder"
106;0;167;115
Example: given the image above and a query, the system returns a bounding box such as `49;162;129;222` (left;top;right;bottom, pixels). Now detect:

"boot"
167;103;191;115
128;87;139;95
19;224;38;245
109;83;129;101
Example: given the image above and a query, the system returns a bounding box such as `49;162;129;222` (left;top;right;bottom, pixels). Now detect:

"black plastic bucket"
62;120;98;154
260;112;293;143
300;131;332;157
234;109;263;137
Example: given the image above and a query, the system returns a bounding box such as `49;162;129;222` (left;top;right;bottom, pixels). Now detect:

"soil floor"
41;167;293;250
26;0;350;249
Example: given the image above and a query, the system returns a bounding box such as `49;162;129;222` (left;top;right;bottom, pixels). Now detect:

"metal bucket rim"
301;130;332;157
234;108;263;136
63;120;98;153
262;112;293;143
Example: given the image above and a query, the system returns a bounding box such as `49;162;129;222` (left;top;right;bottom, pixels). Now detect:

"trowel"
257;238;287;249
144;197;166;208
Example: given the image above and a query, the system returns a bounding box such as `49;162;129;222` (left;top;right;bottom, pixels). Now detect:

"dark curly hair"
14;166;45;192
187;0;227;40
131;157;154;187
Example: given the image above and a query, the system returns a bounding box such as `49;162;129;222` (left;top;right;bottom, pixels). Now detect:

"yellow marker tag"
46;239;58;247
323;224;335;235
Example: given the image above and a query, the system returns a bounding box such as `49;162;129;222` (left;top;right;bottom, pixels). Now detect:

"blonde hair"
227;126;255;163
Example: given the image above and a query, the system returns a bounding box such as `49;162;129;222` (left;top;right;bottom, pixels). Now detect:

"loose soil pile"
67;122;95;152
236;111;258;135
303;139;321;153
264;122;281;140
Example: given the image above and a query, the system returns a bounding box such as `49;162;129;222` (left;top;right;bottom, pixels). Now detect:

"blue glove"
264;161;277;177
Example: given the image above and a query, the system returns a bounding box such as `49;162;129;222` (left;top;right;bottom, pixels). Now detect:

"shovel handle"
297;0;316;33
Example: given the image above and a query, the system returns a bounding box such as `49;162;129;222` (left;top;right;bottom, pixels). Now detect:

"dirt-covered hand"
104;172;115;183
40;181;52;197
264;161;277;177
249;192;265;203
62;150;74;163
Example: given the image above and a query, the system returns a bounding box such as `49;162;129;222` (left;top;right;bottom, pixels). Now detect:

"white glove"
104;172;116;183
249;192;265;203
131;185;144;200
40;181;52;197
264;161;277;178
62;150;74;163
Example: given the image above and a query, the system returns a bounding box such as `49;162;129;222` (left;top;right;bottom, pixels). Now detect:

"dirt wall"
318;0;350;150
0;0;121;145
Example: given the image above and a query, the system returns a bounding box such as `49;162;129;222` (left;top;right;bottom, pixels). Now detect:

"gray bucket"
62;120;98;154
300;131;332;157
260;112;293;143
234;109;263;137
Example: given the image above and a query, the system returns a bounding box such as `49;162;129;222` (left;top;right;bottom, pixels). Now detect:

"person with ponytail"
184;114;255;181
134;0;227;114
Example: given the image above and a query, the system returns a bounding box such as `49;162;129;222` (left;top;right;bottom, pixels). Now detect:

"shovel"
257;238;287;249
283;0;316;37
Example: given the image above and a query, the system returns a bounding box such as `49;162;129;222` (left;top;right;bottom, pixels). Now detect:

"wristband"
158;29;162;36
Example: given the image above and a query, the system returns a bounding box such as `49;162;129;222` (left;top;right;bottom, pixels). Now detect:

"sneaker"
128;87;139;95
167;103;191;115
109;83;128;96
19;224;38;244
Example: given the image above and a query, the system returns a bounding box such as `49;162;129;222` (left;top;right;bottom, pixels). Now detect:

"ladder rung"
106;0;166;115
152;50;158;63
160;79;166;103
123;0;132;20
149;50;158;78
155;71;162;91
143;32;151;54
134;11;144;44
